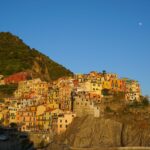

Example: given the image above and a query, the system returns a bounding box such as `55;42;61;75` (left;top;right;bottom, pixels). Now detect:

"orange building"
17;106;37;131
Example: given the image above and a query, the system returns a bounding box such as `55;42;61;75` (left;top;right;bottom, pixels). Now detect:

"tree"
102;70;106;75
10;122;18;128
102;89;110;96
105;106;113;112
142;96;149;106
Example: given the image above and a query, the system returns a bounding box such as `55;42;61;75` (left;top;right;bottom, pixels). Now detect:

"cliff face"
64;116;122;148
48;115;150;149
0;32;73;81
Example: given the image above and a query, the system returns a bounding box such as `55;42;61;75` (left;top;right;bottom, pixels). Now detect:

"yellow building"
36;114;44;130
91;82;102;95
56;111;76;134
43;110;53;130
102;81;111;90
3;109;9;126
0;112;4;122
15;78;49;98
47;101;59;109
36;105;46;130
9;107;18;124
36;105;46;116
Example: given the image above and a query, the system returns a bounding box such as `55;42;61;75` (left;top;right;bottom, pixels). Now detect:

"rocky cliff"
47;115;150;150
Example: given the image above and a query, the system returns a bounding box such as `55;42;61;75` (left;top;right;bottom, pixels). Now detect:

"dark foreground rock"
0;127;35;150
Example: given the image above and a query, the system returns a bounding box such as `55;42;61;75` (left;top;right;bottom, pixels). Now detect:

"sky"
0;0;150;95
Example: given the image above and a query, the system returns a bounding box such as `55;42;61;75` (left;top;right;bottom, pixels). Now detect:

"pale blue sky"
0;0;150;95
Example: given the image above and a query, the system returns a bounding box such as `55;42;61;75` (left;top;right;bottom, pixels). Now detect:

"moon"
138;22;143;27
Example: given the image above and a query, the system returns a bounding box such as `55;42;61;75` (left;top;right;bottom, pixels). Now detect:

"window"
76;102;79;105
60;120;62;122
60;125;62;128
66;125;68;128
65;120;67;123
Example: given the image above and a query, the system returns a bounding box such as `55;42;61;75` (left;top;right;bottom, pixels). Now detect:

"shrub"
105;106;113;112
0;84;18;96
142;97;149;106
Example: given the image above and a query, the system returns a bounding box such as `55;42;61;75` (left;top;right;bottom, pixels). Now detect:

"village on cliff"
0;71;141;134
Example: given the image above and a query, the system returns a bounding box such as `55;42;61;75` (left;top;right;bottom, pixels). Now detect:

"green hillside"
0;32;73;80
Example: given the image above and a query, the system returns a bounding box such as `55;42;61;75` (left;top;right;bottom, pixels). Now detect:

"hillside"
0;32;73;81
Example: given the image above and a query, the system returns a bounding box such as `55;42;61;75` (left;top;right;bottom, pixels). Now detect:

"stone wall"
73;96;100;117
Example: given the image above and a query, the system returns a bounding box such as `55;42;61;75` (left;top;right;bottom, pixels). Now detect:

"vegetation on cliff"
0;84;18;97
0;32;73;80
